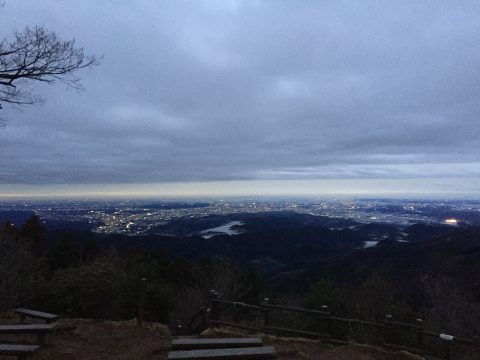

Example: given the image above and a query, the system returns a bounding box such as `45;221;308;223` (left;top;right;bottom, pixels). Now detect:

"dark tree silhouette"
20;214;47;256
0;26;98;110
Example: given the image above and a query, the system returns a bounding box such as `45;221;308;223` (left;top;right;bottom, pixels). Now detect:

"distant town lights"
444;218;458;225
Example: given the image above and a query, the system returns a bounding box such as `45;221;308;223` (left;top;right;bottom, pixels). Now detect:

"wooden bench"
167;346;277;359
15;308;59;324
0;324;54;345
0;344;40;360
172;338;263;350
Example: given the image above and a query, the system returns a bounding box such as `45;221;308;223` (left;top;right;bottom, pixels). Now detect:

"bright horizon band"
1;178;479;199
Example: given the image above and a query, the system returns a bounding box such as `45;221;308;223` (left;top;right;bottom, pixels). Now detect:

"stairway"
168;337;277;359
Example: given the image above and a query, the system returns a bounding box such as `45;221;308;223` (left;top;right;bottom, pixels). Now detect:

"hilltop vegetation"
0;216;265;327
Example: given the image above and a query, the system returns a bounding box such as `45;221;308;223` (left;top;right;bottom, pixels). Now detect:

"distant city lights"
444;218;458;225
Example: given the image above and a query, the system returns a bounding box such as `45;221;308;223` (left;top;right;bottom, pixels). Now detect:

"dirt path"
34;319;171;360
210;329;426;360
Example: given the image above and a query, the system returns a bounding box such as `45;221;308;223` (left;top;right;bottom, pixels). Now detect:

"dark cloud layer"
1;1;479;194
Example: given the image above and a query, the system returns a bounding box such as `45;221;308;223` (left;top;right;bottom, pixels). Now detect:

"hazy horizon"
2;178;480;200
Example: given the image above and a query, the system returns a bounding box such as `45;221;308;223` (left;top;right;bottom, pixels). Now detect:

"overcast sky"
1;1;480;197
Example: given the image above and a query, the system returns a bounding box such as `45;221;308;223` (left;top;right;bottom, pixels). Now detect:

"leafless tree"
0;26;99;111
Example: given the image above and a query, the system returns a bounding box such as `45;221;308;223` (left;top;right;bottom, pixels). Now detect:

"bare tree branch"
0;26;99;110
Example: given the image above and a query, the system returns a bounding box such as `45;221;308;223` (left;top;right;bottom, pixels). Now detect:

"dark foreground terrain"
1;210;480;355
0;319;423;360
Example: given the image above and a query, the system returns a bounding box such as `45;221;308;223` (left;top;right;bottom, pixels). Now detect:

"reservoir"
199;221;245;239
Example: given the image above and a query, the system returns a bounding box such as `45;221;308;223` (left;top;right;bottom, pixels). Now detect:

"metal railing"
206;292;480;360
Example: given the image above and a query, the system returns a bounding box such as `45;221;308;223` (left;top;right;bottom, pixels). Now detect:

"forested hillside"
1;214;479;341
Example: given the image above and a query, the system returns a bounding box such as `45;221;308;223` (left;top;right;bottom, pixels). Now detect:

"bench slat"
0;344;40;354
172;338;262;350
168;346;276;359
15;308;58;323
0;324;53;333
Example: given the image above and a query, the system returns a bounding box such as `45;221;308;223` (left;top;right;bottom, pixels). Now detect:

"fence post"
383;314;392;345
262;298;270;329
416;318;424;354
321;305;331;337
176;320;183;336
137;277;147;328
440;334;454;360
200;306;207;330
209;289;219;323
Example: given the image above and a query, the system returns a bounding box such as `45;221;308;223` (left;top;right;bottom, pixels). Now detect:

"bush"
0;224;47;313
304;278;347;315
48;259;130;319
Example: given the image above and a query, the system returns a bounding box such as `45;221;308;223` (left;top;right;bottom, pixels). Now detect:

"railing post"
383;314;393;345
262;297;270;329
321;305;331;337
137;277;147;328
209;289;219;322
416;318;424;354
200;306;207;330
440;333;454;360
176;320;183;336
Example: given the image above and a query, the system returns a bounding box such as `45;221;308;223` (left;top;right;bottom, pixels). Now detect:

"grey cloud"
1;1;480;190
